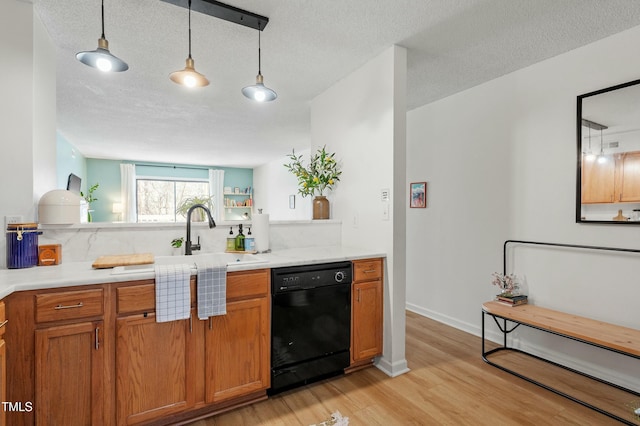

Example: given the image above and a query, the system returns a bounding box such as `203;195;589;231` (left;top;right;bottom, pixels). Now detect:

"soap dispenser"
234;224;245;251
244;226;255;252
226;227;235;251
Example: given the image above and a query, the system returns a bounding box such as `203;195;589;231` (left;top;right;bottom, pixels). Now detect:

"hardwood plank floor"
189;311;639;425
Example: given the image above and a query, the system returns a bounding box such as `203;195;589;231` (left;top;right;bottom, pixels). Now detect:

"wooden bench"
482;300;640;425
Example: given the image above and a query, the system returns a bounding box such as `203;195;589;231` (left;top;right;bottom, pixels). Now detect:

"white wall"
311;46;408;376
0;2;56;269
407;25;640;390
33;11;57;207
253;151;312;221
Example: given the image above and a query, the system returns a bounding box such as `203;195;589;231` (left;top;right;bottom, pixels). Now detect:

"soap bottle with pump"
244;226;255;252
234;224;245;251
226;227;235;251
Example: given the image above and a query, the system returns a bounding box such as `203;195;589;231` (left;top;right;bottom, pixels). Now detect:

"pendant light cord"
188;0;193;59
600;128;604;154
258;21;262;76
101;0;106;39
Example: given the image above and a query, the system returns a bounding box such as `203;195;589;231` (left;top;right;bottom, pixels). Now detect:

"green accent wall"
79;159;253;222
86;159;122;222
56;132;87;191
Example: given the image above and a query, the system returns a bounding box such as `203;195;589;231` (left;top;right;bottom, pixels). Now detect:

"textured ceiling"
34;0;640;168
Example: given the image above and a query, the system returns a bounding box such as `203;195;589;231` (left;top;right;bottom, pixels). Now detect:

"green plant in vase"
284;145;342;219
81;183;99;222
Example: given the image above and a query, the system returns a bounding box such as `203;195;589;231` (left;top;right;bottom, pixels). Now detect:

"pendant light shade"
242;73;277;102
76;0;128;72
170;57;209;88
170;0;209;88
242;24;277;102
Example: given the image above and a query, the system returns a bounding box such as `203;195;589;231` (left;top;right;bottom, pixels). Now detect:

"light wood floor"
189;311;638;425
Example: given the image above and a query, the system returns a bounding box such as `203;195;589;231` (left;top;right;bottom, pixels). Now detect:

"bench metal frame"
481;240;640;425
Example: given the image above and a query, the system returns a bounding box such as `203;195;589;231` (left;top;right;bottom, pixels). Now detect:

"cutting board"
92;253;155;269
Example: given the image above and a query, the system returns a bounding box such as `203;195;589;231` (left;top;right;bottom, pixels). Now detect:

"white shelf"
224;192;251;196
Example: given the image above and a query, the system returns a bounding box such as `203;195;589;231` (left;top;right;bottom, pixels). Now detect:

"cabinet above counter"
0;246;386;299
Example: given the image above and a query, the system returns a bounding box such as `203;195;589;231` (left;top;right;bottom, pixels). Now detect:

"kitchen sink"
111;253;269;275
110;264;156;275
222;253;269;265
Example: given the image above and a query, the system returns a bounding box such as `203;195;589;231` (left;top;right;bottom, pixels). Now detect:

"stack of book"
495;294;528;306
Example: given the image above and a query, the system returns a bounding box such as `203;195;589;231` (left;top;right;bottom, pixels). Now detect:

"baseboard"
406;303;502;343
375;356;410;378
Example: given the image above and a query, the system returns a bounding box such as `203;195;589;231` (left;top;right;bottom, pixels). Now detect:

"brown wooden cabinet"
35;321;105;425
0;301;7;426
618;151;640;202
114;279;197;425
581;154;616;203
116;313;196;425
3;266;272;425
351;259;383;367
4;286;110;426
582;151;640;203
205;269;270;403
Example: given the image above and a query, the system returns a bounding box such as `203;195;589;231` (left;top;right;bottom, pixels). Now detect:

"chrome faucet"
185;203;216;255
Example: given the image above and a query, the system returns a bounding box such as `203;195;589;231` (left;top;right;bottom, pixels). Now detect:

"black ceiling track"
160;0;269;30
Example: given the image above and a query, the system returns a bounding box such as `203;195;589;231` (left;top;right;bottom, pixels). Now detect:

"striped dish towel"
155;264;192;323
196;262;227;320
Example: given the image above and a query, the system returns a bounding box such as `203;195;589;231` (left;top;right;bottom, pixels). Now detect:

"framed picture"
410;182;427;208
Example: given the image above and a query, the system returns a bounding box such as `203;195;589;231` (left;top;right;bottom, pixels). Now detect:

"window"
136;179;210;223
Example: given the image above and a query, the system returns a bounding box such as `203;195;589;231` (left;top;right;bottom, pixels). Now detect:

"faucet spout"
185;204;216;255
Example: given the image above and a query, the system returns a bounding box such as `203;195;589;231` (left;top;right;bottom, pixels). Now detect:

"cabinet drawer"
227;269;269;301
36;289;104;323
117;284;156;314
117;280;196;314
353;259;383;282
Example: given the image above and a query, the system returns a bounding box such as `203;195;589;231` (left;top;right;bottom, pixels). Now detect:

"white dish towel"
155;264;192;323
196;262;227;320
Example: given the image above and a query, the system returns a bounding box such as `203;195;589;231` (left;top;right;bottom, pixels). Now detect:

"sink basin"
157;252;268;266
110;264;156;275
222;253;269;266
110;253;269;275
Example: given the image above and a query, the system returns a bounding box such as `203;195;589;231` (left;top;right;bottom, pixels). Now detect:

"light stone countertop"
0;246;386;299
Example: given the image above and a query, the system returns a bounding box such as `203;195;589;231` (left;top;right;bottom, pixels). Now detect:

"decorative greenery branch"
284;145;342;197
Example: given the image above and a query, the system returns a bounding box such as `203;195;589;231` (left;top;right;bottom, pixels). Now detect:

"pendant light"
76;0;129;72
242;22;277;102
170;0;209;88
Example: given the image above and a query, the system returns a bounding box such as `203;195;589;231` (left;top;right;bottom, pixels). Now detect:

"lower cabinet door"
352;280;383;363
116;313;195;425
205;297;269;403
35;321;105;426
0;338;6;426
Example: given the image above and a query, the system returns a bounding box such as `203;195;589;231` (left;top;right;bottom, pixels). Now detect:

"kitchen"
3;0;640;424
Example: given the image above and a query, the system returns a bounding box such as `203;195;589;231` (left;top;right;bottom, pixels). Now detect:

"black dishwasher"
270;261;352;394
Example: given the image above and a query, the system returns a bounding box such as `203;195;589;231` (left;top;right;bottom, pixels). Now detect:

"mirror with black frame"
577;78;640;223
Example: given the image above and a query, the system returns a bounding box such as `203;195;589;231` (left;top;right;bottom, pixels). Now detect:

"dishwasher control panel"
271;261;352;293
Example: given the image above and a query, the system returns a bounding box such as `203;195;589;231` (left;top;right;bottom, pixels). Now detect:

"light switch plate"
382;204;389;221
